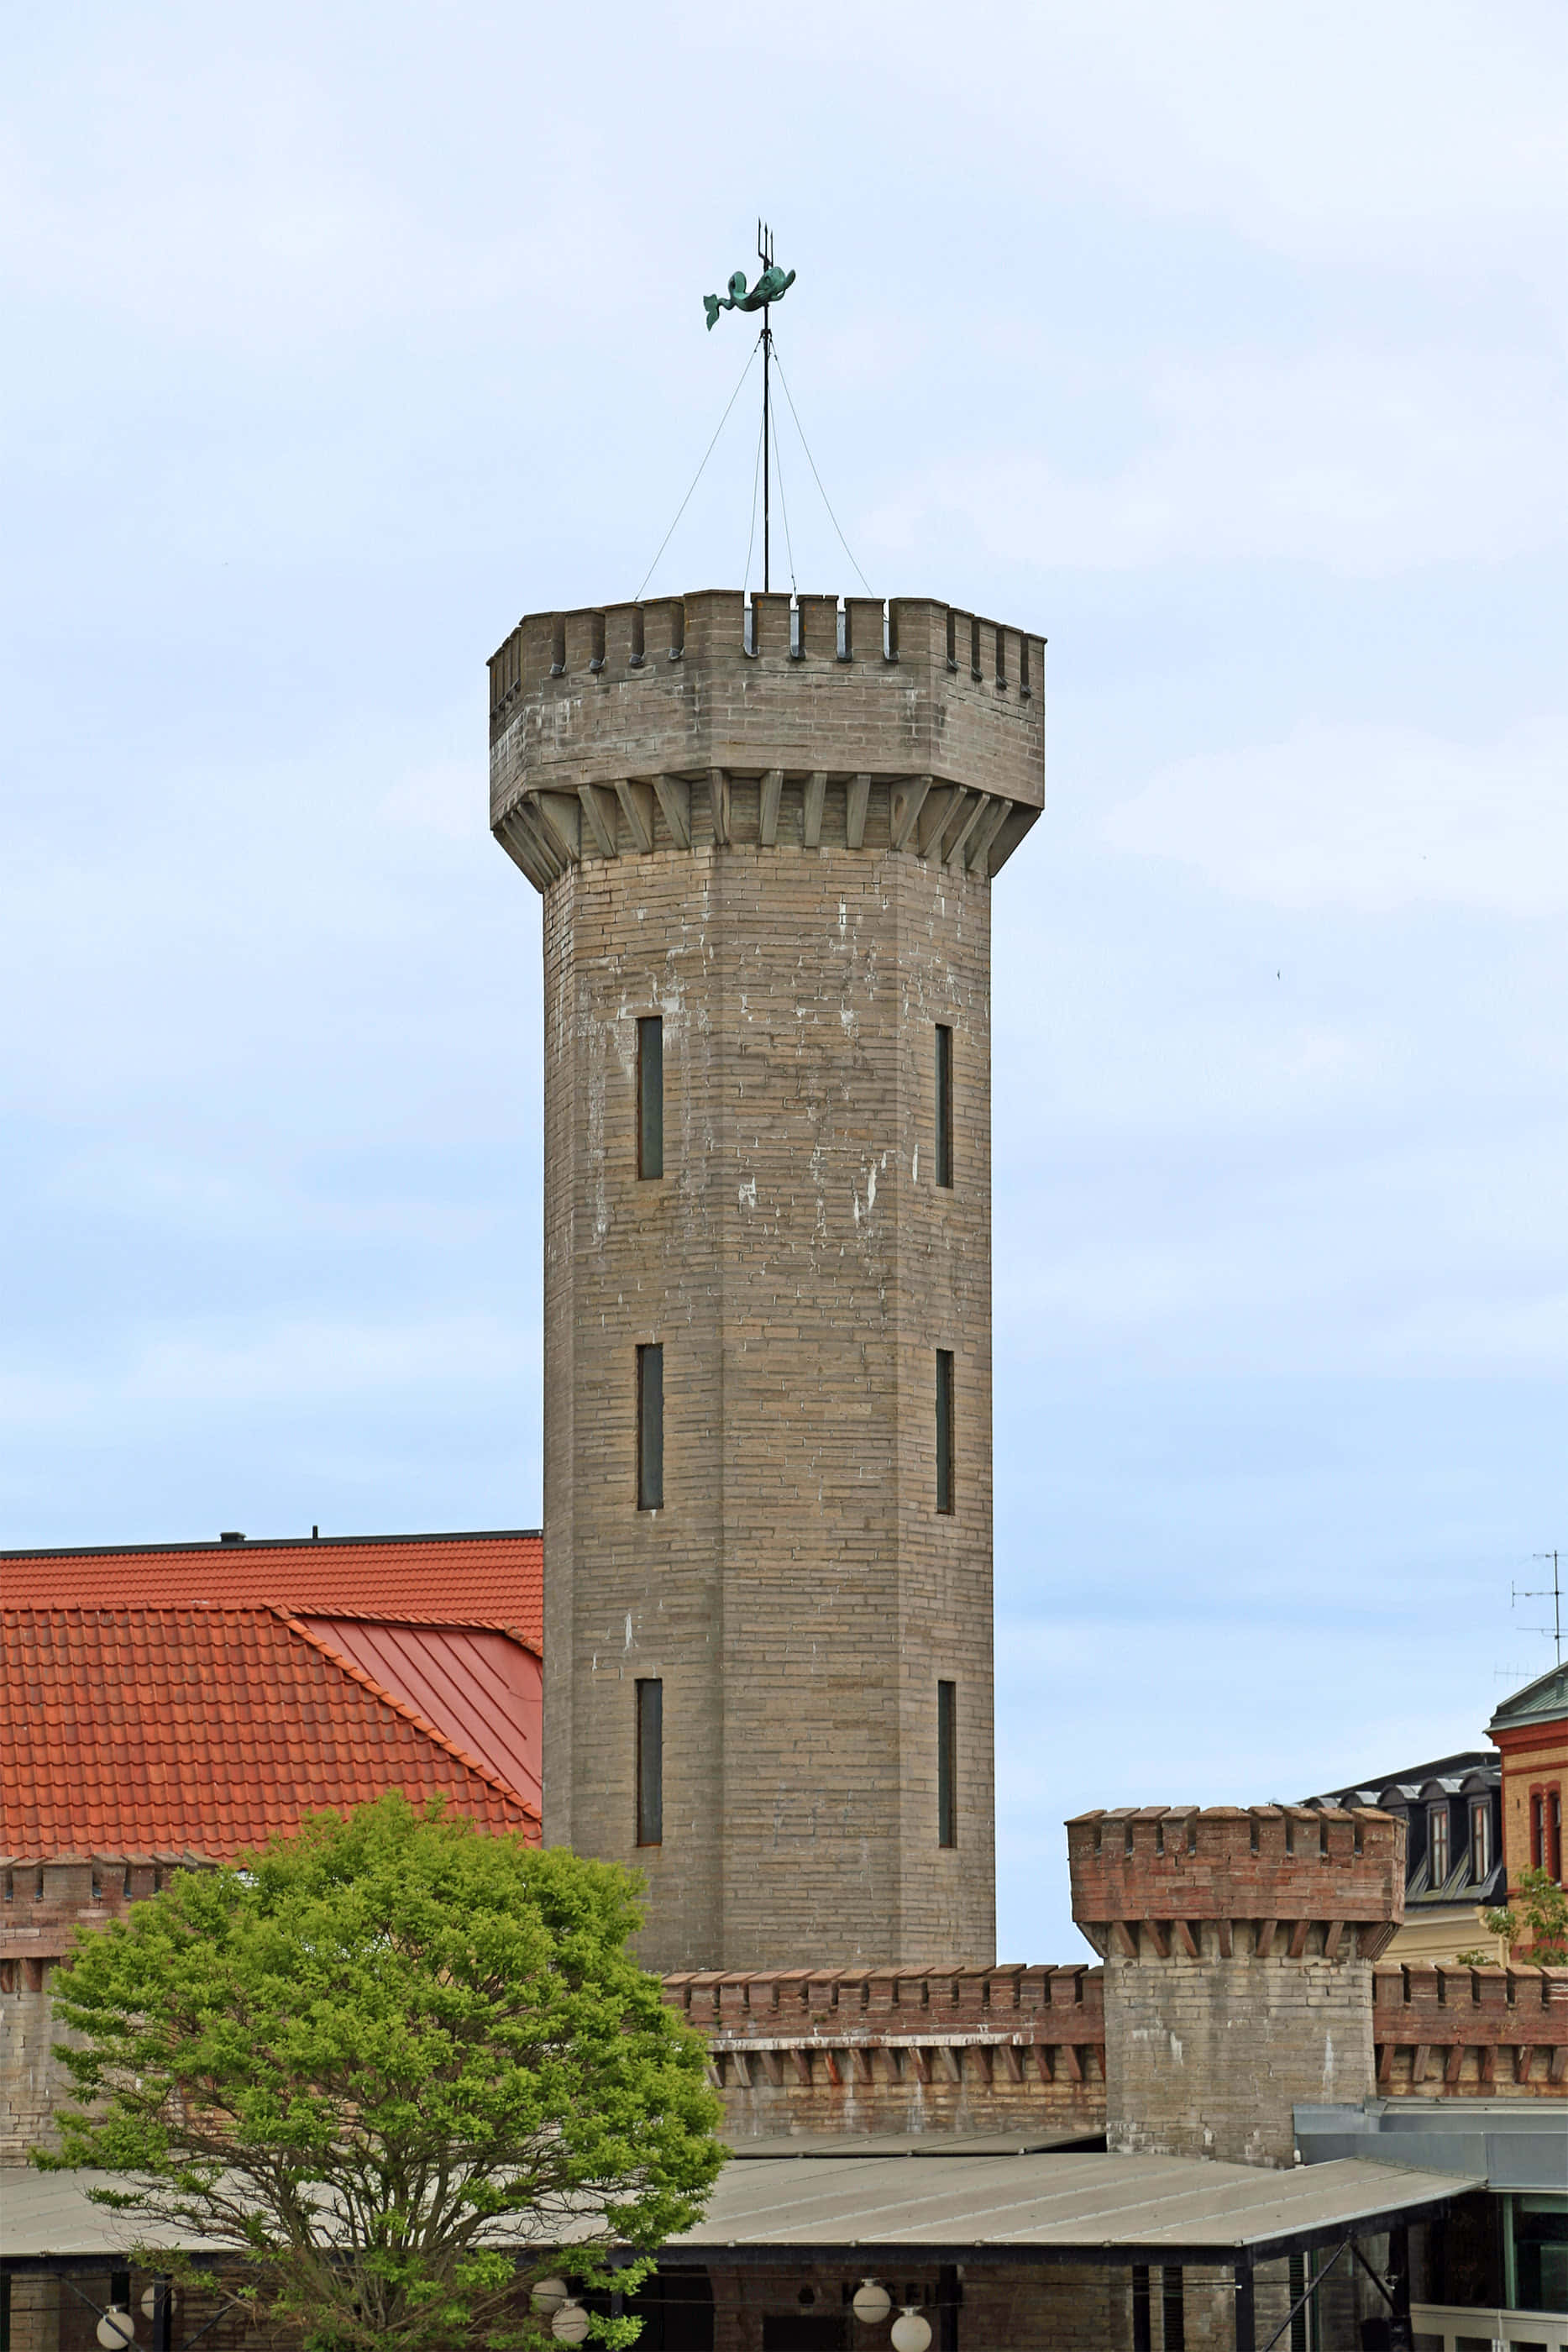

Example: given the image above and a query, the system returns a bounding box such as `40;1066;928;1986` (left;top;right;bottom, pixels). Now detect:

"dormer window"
1427;1803;1450;1884
1470;1798;1492;1882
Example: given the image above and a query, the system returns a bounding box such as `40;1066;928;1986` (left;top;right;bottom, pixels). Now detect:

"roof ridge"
273;1609;540;1823
3;1601;283;1621
0;1530;542;1562
294;1606;538;1648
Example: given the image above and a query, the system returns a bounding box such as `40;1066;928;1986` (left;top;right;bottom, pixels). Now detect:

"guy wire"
771;391;799;594
742;402;766;594
636;335;762;603
771;344;873;596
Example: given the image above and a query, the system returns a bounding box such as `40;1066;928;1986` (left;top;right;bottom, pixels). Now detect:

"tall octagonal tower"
488;591;1043;1971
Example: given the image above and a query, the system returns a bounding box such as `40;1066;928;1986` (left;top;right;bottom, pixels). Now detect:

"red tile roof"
0;1606;540;1859
0;1531;543;1653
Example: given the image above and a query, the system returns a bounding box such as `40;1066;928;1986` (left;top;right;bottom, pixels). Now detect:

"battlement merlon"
486;591;1046;894
1067;1804;1407;1962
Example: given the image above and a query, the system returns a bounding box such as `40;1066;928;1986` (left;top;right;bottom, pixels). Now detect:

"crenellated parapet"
1371;1961;1568;2094
658;1965;1106;2139
0;1851;207;1989
486;591;1046;893
1067;1803;1405;1963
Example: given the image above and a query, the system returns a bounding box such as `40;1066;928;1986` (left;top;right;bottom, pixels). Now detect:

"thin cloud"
1103;717;1568;912
910;350;1568;575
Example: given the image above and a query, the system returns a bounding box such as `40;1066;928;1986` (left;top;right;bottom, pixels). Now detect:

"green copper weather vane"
704;221;794;592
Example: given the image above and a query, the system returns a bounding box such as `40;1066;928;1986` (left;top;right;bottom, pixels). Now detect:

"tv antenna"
1512;1550;1563;1664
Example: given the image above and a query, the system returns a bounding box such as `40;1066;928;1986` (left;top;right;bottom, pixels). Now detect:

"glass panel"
637;1016;663;1179
637;1344;663;1510
938;1681;957;1848
636;1679;663;1846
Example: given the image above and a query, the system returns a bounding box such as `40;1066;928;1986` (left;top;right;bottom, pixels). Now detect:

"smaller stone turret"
1067;1803;1404;2168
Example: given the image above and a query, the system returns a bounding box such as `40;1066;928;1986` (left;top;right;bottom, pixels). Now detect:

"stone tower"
488;591;1043;1971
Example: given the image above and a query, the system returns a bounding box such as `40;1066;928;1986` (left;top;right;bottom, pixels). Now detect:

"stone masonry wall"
1104;1953;1376;2167
488;591;1046;895
543;829;996;1972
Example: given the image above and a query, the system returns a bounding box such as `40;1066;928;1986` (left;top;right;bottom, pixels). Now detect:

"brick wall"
1371;1960;1568;2092
664;1966;1106;2139
697;2260;1123;2352
1066;1805;1406;1961
0;1855;191;2159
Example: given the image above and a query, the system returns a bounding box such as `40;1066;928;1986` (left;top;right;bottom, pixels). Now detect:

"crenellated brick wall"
0;1853;207;2158
1068;1805;1406;2168
1371;1960;1568;2093
1066;1803;1405;1962
660;1965;1107;2138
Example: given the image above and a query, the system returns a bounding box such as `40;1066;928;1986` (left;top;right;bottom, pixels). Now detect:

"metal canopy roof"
663;2150;1472;2266
2;2151;1474;2275
725;2129;1101;2160
1296;2100;1568;2193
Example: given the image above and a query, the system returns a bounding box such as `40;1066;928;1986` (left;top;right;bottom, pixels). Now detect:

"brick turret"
1067;1805;1406;2168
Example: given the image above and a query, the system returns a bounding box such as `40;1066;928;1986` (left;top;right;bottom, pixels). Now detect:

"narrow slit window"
1130;2268;1151;2352
1162;2269;1186;2352
637;1343;663;1510
637;1016;663;1179
636;1678;663;1846
936;1349;955;1515
935;1023;953;1188
937;1680;957;1848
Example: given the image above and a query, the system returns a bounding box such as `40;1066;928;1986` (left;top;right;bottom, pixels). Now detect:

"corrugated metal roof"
0;2153;1471;2267
668;2150;1473;2258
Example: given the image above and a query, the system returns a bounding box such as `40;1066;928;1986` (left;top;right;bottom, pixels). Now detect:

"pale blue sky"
3;3;1564;1955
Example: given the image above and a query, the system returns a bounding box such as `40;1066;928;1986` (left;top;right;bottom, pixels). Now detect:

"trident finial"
701;222;795;333
701;224;795;593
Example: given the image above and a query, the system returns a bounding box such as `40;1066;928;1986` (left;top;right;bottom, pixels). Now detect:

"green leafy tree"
38;1794;724;2352
1484;1865;1568;1968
